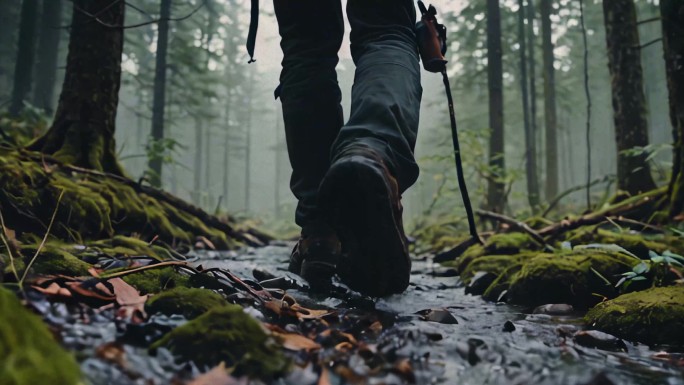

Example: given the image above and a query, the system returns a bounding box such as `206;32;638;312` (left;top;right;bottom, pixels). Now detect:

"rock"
502;320;516;332
0;287;82;385
465;271;497;295
533;304;574;315
123;267;189;294
580;372;617;385
573;330;627;352
146;287;227;319
585;285;684;346
505;249;634;308
151;305;289;380
415;308;458;324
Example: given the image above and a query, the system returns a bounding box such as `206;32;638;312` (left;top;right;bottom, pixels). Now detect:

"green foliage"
0;287;82;385
0;107;48;146
617;250;684;289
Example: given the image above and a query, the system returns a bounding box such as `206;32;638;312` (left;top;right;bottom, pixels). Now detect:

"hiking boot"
318;146;411;297
288;223;342;290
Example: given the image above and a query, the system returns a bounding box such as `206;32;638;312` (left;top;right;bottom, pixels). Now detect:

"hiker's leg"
332;0;422;192
274;0;344;227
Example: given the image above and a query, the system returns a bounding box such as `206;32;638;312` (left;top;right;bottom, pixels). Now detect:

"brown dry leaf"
318;367;331;385
277;332;321;351
334;341;354;352
188;363;246;385
196;236;217;251
264;299;333;320
393;358;416;383
32;282;72;298
65;281;116;302
96;342;127;368
368;321;383;334
108;278;148;320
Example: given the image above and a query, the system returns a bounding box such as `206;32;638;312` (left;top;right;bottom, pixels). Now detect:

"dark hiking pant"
274;0;422;227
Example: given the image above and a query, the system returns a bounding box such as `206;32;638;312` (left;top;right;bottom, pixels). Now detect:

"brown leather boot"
288;223;341;290
318;147;411;297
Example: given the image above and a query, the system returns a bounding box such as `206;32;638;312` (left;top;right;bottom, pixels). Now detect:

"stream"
33;243;684;385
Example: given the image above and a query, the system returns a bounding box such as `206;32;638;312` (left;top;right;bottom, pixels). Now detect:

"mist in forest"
0;0;671;234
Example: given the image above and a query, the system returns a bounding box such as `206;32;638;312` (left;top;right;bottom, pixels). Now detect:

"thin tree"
540;0;558;201
148;0;172;187
32;0;63;114
28;0;126;175
486;0;507;213
579;0;592;208
194;116;203;205
244;69;255;212
526;0;540;200
603;0;656;195
661;0;684;217
518;0;541;210
9;0;38;116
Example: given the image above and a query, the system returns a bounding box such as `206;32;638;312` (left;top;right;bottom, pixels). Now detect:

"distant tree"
602;0;656;195
148;0;172;187
661;0;684;217
32;0;63;114
517;0;541;210
28;0;126;175
486;0;507;213
0;0;21;101
9;0;38;116
540;0;558;200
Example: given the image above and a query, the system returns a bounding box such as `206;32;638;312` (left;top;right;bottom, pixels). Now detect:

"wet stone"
574;330;627;352
465;271;497;296
533;304;575;315
503;320;516;332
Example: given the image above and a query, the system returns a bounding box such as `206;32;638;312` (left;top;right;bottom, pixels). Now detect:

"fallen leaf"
197;236;217;250
277;332;321;351
318;367;331;385
32;282;72;298
393;358;416;383
95;342;127;368
108;278;148;321
189;363;246;385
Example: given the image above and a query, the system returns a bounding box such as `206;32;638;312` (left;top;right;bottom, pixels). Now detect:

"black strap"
441;69;482;244
247;0;259;63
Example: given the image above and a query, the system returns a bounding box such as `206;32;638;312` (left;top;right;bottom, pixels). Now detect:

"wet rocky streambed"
25;243;684;385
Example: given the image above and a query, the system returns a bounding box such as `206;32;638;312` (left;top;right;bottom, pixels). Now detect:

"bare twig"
636;16;661;26
73;0;206;29
20;190;64;286
475;209;551;249
95;261;188;280
636;38;663;50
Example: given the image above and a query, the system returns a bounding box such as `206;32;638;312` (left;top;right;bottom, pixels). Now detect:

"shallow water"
40;243;684;385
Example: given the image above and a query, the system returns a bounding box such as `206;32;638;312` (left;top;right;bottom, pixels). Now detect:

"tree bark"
194;116;203;205
27;0;125;175
518;0;541;210
486;0;507;213
32;0;62;115
9;0;38;116
661;0;684;217
540;0;559;201
148;0;172;187
603;0;656;195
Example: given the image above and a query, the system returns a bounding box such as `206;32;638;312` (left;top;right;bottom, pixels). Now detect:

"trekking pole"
416;1;483;244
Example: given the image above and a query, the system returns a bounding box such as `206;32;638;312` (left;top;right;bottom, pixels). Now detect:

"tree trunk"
527;0;540;201
603;0;656;195
27;0;125;175
661;0;684;217
540;0;558;201
486;0;506;213
194;116;203;205
9;0;38;116
518;0;541;210
244;70;254;212
148;0;172;187
32;0;62;115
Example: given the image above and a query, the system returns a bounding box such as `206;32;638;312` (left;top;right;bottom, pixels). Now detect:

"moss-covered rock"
0;287;81;385
123;267;189;294
146;287;227;319
24;244;92;276
452;233;538;273
585;285;684;347
460;253;535;284
506;250;634;308
563;227;684;259
151;305;289;380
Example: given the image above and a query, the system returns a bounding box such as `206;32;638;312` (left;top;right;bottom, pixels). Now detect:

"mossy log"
0;287;82;385
0;149;260;249
585;285;684;346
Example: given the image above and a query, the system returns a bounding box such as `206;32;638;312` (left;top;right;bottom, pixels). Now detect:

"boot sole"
318;156;410;296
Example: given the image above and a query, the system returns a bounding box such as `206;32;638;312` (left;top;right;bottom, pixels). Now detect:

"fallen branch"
476;209;550;249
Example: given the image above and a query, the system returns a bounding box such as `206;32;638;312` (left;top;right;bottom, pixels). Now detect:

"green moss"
0;287;81;385
123;267;189;294
460;253;535;284
485;232;538;254
23;244;91;276
151;305;289;380
564;227;684;259
453;244;485;272
585;286;684;346
482;264;523;302
506;250;634;308
146;287;227;319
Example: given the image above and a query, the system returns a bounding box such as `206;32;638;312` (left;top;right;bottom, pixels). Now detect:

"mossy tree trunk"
661;0;684;218
603;0;656;195
540;0;558;201
32;0;63;115
486;0;507;213
148;0;172;187
28;0;125;176
9;0;38;117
